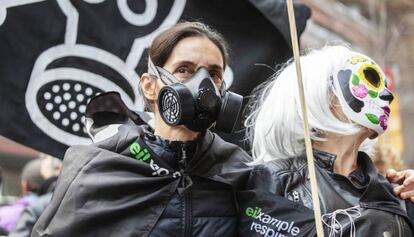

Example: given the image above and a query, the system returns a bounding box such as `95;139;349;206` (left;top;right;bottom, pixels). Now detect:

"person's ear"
140;73;158;101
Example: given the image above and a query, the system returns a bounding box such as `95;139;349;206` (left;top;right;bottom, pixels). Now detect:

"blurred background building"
300;0;414;168
0;138;38;196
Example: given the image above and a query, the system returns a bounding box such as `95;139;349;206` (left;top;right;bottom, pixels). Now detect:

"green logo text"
130;142;151;161
245;206;262;218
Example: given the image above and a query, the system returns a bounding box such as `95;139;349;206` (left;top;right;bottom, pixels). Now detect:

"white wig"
245;45;372;164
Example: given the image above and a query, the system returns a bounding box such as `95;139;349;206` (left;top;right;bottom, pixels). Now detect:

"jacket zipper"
180;144;192;237
304;177;328;213
184;191;192;237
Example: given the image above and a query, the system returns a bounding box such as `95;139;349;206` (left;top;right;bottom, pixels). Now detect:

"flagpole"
286;1;324;236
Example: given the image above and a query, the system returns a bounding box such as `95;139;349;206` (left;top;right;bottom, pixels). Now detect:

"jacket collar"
311;148;404;214
142;128;214;161
312;149;337;173
312;149;372;176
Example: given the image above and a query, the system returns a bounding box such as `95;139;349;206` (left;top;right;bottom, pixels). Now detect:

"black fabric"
248;0;310;46
248;149;414;236
406;201;414;227
149;177;239;237
31;124;252;237
0;0;310;158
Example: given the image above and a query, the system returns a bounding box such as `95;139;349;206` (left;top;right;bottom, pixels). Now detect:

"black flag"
0;0;310;158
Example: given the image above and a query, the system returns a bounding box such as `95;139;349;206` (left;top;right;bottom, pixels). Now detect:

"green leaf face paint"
368;90;378;98
351;74;360;86
365;113;379;124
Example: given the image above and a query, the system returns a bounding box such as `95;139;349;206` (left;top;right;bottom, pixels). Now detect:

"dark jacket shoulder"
247;157;308;195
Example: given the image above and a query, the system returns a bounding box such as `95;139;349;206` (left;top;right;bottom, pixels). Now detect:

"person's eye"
210;71;223;87
363;67;381;88
174;66;193;81
177;67;189;74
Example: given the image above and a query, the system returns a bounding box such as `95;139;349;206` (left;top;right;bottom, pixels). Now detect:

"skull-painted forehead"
332;54;394;137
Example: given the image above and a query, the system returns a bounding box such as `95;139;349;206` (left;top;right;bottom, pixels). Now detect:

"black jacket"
32;125;251;237
248;149;414;236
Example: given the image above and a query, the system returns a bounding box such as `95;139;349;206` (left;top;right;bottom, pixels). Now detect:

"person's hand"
386;169;414;202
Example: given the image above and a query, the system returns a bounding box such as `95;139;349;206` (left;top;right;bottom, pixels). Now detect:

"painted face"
332;54;394;136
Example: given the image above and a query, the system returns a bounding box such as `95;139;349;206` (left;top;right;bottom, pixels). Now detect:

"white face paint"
332;55;394;136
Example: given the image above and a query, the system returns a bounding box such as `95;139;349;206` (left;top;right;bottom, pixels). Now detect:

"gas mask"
332;54;394;137
147;58;243;133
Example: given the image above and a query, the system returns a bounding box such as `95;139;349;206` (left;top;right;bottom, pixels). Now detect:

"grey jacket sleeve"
9;194;52;237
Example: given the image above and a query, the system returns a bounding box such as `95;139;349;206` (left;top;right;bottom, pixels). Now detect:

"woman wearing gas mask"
245;45;414;236
32;21;250;237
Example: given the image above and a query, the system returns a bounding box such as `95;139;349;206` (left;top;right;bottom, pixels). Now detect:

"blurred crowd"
0;154;61;237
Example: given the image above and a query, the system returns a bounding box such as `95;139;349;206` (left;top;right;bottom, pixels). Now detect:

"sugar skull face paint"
332;54;394;136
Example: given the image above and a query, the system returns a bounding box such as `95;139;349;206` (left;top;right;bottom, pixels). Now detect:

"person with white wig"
245;45;414;236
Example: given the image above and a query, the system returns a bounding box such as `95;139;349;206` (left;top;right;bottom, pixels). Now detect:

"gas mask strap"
147;56;161;79
147;57;178;85
219;80;227;96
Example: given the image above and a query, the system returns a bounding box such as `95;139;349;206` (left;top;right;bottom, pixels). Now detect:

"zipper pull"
179;143;187;171
177;143;193;194
292;191;300;202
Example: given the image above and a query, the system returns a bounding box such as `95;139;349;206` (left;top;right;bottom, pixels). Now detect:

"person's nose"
379;88;394;103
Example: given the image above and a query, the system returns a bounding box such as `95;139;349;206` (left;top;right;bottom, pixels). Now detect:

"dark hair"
149;21;230;68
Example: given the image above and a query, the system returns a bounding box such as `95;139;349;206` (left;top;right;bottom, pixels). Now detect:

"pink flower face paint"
352;84;368;98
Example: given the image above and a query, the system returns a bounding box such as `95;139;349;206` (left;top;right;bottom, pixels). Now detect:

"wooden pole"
286;1;325;236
